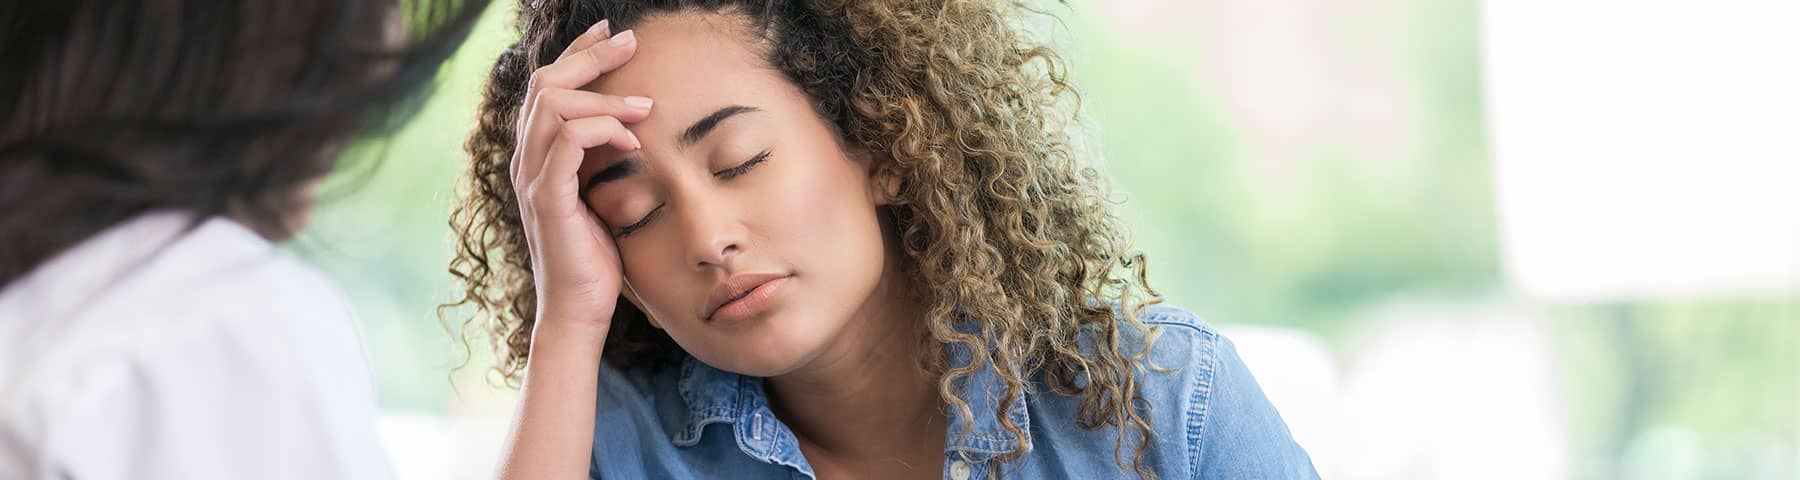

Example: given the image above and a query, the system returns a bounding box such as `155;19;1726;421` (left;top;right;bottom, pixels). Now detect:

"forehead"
586;12;800;135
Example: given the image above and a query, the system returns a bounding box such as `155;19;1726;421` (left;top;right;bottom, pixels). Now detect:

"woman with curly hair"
447;0;1317;478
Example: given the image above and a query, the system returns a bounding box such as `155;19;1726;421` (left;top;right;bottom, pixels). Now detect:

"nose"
677;200;745;271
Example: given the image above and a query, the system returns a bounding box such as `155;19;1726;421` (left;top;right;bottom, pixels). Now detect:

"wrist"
530;310;613;351
534;313;611;336
536;300;615;329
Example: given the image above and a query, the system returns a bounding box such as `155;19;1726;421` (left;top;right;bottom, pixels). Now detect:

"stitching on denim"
1186;324;1220;475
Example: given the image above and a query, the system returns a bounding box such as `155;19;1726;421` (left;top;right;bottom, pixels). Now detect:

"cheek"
616;242;687;324
759;156;881;249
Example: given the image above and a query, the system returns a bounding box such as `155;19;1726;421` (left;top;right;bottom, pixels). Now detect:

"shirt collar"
0;211;203;323
668;355;758;447
666;321;1032;462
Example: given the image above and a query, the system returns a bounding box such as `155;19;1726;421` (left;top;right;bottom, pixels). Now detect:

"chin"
697;344;809;377
720;356;807;378
688;311;833;377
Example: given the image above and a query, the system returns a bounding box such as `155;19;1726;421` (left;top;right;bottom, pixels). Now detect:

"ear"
621;278;663;329
873;167;903;206
854;146;904;206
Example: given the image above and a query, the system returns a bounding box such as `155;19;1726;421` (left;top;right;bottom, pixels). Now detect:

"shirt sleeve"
1193;333;1320;479
39;287;393;479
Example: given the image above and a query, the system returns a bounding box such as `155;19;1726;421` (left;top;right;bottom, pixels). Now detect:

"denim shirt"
588;304;1319;479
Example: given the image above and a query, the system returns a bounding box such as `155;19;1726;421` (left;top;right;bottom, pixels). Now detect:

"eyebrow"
583;158;639;194
584;104;762;195
679;105;761;149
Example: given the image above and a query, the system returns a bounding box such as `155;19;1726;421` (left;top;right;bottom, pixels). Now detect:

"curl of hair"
444;0;1163;476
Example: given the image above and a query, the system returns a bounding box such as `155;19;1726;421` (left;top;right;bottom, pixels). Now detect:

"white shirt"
0;212;392;479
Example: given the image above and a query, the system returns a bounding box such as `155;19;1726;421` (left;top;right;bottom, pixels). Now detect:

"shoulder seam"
1115;303;1219;478
1136;305;1221;479
1135;304;1215;338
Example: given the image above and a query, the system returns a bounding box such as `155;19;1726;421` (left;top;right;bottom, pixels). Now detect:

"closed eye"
714;150;770;179
614;204;661;238
615;151;770;238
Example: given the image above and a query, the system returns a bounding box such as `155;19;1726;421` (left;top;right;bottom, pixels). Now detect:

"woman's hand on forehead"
511;18;653;331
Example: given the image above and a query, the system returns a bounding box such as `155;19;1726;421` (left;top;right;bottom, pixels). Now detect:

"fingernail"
608;29;636;47
623;96;653;110
628;129;643;150
589;19;610;37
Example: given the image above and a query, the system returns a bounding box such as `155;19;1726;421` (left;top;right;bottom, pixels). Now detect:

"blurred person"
0;0;486;478
448;1;1319;479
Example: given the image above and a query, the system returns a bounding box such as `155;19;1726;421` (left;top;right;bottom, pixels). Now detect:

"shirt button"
949;460;971;480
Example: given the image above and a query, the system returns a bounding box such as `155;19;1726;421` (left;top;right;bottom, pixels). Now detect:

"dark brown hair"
0;0;489;286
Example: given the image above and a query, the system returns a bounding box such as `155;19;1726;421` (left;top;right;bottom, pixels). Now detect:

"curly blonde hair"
444;0;1164;476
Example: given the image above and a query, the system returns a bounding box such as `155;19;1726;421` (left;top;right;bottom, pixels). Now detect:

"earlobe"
847;143;905;206
875;168;903;206
860;151;904;206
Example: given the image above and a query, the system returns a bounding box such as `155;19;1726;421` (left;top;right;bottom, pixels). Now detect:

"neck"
764;251;943;462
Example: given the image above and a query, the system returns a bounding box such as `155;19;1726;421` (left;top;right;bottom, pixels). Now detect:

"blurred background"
293;0;1799;478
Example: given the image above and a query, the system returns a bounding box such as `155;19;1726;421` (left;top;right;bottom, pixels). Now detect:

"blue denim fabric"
589;304;1319;479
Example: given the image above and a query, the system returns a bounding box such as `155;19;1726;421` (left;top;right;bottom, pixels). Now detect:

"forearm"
496;318;610;479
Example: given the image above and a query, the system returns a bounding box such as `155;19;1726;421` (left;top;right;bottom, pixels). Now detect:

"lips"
703;272;791;320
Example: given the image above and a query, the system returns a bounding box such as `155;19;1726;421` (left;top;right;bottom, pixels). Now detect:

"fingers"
511;19;641;191
516;20;616;134
557;20;611;61
523;116;640;211
520;88;651;163
514;90;650;186
527;29;637;95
